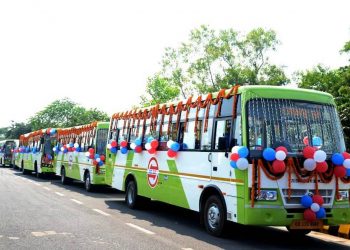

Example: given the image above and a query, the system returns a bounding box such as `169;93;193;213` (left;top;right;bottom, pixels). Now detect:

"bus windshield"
247;98;346;154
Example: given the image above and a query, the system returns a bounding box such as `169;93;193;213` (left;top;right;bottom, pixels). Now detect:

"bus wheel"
0;159;3;167
203;195;225;236
61;167;68;185
286;227;311;236
22;165;27;175
35;165;41;178
84;172;93;192
125;181;138;209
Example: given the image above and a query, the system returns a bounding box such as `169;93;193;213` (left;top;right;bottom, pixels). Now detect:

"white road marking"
8;237;19;240
55;192;64;196
34;182;41;186
182;248;194;250
28;180;33;183
71;199;83;205
32;232;46;237
43;187;51;191
44;231;57;235
92;209;110;216
0;235;3;238
125;223;155;235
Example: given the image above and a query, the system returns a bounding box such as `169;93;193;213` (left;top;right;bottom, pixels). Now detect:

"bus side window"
201;118;213;150
214;119;232;151
179;121;200;150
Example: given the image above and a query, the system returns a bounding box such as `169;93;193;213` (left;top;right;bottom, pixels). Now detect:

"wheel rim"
207;203;220;229
127;185;134;205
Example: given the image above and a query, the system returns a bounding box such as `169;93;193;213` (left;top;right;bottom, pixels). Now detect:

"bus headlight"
337;190;349;201
256;190;277;201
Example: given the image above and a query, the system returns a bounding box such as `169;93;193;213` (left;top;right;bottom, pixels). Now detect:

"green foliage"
142;25;289;104
29;98;109;130
4;122;32;139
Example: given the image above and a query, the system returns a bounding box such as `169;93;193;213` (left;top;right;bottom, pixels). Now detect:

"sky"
0;0;349;128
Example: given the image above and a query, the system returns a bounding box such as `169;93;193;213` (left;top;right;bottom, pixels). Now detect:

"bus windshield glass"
247;98;346;154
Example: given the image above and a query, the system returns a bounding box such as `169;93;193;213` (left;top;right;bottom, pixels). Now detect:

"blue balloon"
63;148;68;153
121;147;128;154
135;138;142;146
32;148;36;153
312;136;322;146
69;143;74;148
75;147;81;152
238;146;249;158
230;161;237;169
316;207;326;219
94;154;100;159
98;161;104;166
263;148;276;161
301;195;313;208
147;137;154;143
47;154;52;160
347;168;350;177
50;128;56;135
170;142;180;152
110;147;117;154
331;153;344;166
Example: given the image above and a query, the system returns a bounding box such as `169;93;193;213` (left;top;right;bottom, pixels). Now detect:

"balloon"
272;160;286;174
148;148;156;154
52;146;57;152
167;140;174;149
275;150;287;161
316;207;326;219
134;146;142;153
316;162;328;173
230;153;239;161
312;195;324;206
93;160;98;165
231;146;240;154
94;154;100;159
66;143;71;148
89;154;94;159
145;143;152;150
107;144;112;149
276;146;288;154
88;148;95;154
312;136;322;146
96;158;101;163
310;203;320;212
331;153;344;166
303;146;315;159
167;149;177;158
110;147;117;154
121;147;128;154
69;143;74;148
236;158;249;170
135;138;142;146
100;155;105;161
64;148;68;153
303;136;309;145
47;154;52;160
347;168;350;177
304;209;316;222
314;150;327;163
50;128;56;135
147;137;154;143
344;159;350;169
342;152;350;160
170;142;180;152
111;140;117;148
76;147;81;152
334;166;346;178
98;161;104;166
71;147;76;152
61;147;65;152
46;128;51;135
304;158;316;171
150;140;159;149
130;143;136;150
238;146;249;158
120;140;128;148
230;161;237;169
301;195;313;208
263;148;276;161
85;152;90;157
74;143;79;148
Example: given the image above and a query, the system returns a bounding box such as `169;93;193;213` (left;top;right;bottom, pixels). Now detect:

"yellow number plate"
289;219;323;230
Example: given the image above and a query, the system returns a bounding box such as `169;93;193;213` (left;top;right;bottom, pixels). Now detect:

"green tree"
142;25;289;104
4;122;32;139
29;98;109;130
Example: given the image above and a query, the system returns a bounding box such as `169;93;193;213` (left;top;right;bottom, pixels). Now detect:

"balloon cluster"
85;148;96;159
46;128;57;136
131;138;143;153
120;140;128;154
32;147;39;154
145;137;159;155
92;153;105;166
301;194;326;222
303;146;328;172
107;140;118;154
46;153;53;160
167;140;180;158
230;146;249;170
262;147;287;174
331;152;350;177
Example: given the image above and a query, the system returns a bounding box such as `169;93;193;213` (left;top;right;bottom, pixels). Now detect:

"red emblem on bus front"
147;157;159;188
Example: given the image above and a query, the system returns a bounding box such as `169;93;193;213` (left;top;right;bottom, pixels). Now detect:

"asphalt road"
0;167;349;250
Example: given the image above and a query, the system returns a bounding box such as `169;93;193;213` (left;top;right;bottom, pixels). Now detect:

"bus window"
214;119;232;151
201;119;213;150
179;121;201;150
96;129;108;155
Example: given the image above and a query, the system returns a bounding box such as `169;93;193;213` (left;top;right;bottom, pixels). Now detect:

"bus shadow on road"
105;199;349;250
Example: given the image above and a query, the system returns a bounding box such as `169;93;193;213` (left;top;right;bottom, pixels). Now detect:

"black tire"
0;158;3;167
125;180;139;209
84;171;93;192
35;164;41;178
61;167;68;185
21;162;27;175
203;195;226;237
286;227;311;236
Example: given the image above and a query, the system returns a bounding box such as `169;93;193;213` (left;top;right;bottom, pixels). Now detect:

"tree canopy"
141;25;289;105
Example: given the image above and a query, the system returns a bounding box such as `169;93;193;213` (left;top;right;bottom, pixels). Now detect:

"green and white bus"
0;139;18;167
55;122;109;191
104;85;350;236
16;129;58;177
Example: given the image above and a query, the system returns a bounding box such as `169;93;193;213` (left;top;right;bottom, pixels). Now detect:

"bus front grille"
281;189;334;208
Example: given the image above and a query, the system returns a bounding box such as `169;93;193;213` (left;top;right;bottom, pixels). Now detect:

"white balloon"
85;152;90;157
314;150;327;163
66;144;71;148
310;202;320;212
343;159;350;169
96;158;101;163
74;143;79;148
167;140;174;149
236;158;249;170
145;143;152;150
304;158;316;171
130;143;136;150
107;144;112;149
275;150;287;161
231;146;240;154
61;147;65;152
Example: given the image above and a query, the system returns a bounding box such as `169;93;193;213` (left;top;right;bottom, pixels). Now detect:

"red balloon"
303;146;315;159
89;148;95;154
167;149;177;158
342;152;350;160
148;148;156;154
46;128;51;135
312;195;324;206
135;146;142;153
276;146;288;154
100;155;105;161
111;140;117;148
89;154;94;159
316;162;328;173
71;147;76;152
334;166;346;178
120;140;128;148
68;147;73;152
272;160;286;174
303;136;309;145
304;208;316;222
93;160;98;165
230;153;239;161
150;140;159;149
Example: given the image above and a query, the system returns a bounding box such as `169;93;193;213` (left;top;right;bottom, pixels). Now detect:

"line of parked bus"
3;85;350;236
